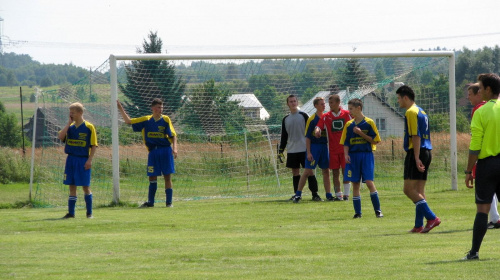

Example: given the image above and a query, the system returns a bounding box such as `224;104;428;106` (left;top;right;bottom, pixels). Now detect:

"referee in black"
463;73;500;260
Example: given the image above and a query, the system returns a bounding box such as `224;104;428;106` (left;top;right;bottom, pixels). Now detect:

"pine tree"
119;31;185;117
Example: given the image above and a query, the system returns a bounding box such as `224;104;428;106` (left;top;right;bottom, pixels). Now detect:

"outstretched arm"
116;100;132;124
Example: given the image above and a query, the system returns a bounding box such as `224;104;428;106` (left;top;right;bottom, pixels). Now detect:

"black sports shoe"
139;202;154;208
462;251;479;260
326;196;335;201
293;196;302;203
343;195;349;201
353;213;362;219
375;210;384;218
62;213;75;219
289;195;296;201
312;195;323;202
333;196;343;201
86;213;93;219
166;203;173;208
487;221;500;229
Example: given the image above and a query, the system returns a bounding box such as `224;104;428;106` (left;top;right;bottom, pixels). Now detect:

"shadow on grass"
425;258;494;265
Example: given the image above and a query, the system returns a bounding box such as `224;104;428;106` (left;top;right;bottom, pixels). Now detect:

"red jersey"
316;108;351;154
471;101;487;118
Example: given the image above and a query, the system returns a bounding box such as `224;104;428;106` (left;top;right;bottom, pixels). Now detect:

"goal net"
30;52;458;207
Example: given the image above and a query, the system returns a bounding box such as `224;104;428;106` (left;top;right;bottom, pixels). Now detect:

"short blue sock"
148;180;157;205
326;192;333;199
416;199;436;221
68;196;77;216
84;193;93;215
370;191;381;212
353;196;362;214
295;190;302;197
165;188;173;204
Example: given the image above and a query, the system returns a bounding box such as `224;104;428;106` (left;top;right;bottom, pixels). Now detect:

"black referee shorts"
475;155;500;204
404;149;432;180
286;152;306;169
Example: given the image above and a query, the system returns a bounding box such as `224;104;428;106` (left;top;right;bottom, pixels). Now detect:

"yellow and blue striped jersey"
404;104;432;151
340;117;381;152
305;114;327;145
131;115;177;152
63;121;98;157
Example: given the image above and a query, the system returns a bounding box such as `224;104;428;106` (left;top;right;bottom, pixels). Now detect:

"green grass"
0;187;498;279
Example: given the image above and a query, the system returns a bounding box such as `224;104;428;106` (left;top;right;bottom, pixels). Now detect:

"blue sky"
1;0;500;68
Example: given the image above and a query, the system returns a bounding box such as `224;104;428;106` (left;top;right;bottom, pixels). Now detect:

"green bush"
0;148;32;183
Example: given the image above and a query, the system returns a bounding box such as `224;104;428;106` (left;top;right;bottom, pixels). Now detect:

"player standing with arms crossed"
340;98;383;218
314;94;352;201
117;98;178;208
279;95;321;201
59;102;97;219
396;85;440;233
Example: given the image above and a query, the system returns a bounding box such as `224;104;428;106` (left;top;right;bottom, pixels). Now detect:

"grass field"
0;186;498;279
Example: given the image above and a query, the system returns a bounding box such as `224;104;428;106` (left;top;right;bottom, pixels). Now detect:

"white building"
302;90;404;138
228;93;270;120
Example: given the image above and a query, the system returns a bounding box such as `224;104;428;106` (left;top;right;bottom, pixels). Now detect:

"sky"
1;0;500;69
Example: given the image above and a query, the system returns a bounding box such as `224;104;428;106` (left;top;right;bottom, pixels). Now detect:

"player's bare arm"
411;136;425;172
85;145;98;170
353;127;379;145
57;113;73;141
172;136;178;159
116;100;132;124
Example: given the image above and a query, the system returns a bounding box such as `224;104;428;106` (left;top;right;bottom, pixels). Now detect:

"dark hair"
395;85;415;101
477;73;500;95
348;98;363;110
328;94;340;103
467;83;480;95
286;94;298;104
151;98;163;107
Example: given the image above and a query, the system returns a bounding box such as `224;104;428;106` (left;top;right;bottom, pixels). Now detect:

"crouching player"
58;102;97;219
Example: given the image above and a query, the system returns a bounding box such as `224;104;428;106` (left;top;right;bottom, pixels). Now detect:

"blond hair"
69;102;84;113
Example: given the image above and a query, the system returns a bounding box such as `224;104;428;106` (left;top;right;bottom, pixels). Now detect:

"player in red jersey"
314;94;352;201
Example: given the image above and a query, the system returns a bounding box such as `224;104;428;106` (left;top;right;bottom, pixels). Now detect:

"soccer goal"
30;51;458;207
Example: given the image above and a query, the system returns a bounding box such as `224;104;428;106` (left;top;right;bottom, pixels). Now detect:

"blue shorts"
147;146;175;176
305;144;329;169
64;155;91;186
344;152;374;183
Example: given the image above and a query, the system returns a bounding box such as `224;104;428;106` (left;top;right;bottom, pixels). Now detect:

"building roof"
228;93;270;120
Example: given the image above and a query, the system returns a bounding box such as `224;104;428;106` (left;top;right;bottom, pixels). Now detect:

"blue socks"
68;196;77;216
84;193;93;215
148;180;158;205
353;196;362;214
370;191;381;212
166;188;173;205
415;199;436;221
295;190;302;198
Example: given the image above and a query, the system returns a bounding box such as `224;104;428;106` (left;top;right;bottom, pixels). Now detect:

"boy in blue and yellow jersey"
293;97;331;203
117;98;178;208
340;98;383;218
463;73;500;260
396;85;440;233
58;102;98;219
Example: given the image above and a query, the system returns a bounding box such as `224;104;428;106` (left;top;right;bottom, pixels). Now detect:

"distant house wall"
362;94;404;138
